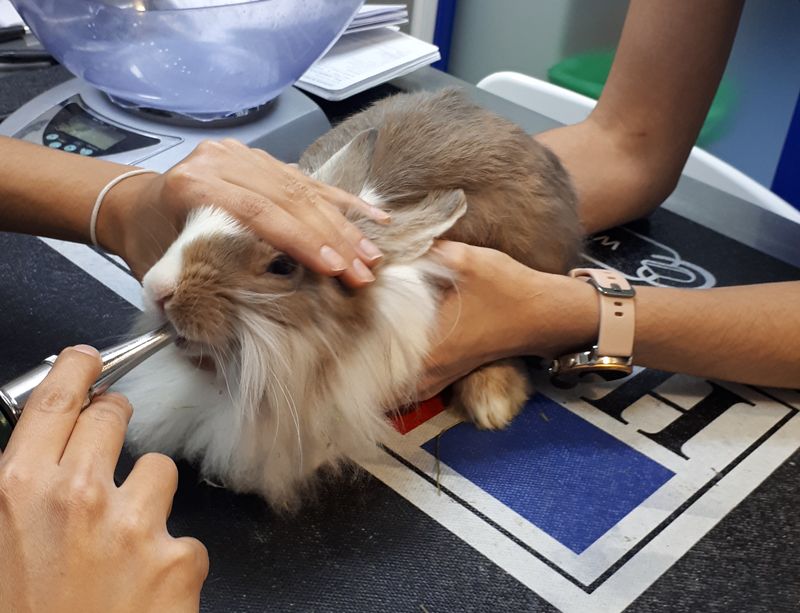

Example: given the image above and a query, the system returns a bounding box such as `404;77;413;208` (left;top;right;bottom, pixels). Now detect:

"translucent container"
11;0;364;116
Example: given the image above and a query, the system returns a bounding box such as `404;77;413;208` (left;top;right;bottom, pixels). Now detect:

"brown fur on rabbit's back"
299;88;583;274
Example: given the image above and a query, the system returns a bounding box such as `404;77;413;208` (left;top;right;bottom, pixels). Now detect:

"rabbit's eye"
265;255;297;276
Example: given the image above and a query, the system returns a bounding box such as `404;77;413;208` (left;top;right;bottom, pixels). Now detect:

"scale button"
45;133;59;141
49;142;62;149
79;148;94;156
63;144;77;152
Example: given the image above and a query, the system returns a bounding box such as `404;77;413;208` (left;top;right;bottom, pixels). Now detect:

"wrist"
95;171;161;265
519;269;601;359
549;268;637;385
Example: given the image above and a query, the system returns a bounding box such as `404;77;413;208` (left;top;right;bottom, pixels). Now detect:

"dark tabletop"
1;60;799;613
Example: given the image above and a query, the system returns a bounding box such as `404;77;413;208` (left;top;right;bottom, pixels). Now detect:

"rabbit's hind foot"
451;357;532;430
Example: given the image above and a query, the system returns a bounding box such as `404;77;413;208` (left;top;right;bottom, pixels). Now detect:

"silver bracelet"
90;168;160;249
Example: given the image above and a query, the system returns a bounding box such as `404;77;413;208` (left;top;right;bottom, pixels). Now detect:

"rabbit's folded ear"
361;189;468;263
311;129;378;196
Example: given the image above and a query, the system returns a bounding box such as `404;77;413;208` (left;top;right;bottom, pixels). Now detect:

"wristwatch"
549;268;636;388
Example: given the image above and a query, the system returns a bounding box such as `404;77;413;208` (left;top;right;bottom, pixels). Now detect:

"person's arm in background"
535;0;745;233
0;135;388;285
419;0;800;398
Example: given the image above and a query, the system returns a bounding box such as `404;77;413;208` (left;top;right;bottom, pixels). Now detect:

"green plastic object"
548;50;735;147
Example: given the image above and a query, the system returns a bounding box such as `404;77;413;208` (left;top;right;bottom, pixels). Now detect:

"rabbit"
115;88;583;510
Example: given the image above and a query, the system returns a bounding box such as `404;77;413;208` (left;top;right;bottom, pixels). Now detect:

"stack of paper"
0;0;22;28
298;27;440;101
344;4;408;34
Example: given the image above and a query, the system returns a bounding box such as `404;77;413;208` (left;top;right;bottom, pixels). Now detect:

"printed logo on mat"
584;227;716;289
364;370;800;613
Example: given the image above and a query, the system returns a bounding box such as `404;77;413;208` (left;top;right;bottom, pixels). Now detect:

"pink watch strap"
569;268;636;358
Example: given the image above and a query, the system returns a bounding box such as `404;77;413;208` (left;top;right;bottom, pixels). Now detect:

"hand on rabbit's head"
140;128;467;358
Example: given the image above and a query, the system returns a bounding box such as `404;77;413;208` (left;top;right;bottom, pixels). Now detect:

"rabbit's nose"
155;293;174;313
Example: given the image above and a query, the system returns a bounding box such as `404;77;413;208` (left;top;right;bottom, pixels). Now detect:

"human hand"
0;346;208;613
418;241;599;400
98;139;389;286
418;241;537;400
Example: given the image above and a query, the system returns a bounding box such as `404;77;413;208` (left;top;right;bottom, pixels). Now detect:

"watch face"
549;357;633;390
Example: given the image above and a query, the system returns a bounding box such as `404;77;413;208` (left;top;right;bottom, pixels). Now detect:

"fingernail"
369;207;391;223
73;345;101;358
359;238;383;262
320;245;348;273
352;258;376;283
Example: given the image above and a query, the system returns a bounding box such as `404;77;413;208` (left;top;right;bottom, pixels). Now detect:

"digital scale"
0;78;333;172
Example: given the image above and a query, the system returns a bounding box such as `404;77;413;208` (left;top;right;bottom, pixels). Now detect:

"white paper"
0;0;23;28
346;4;407;34
298;28;439;99
355;4;407;18
344;20;407;35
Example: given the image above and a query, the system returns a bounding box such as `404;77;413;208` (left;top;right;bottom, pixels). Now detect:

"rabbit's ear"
361;189;467;263
311;129;377;195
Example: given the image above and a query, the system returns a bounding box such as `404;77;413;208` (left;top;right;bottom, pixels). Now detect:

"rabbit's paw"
452;358;532;430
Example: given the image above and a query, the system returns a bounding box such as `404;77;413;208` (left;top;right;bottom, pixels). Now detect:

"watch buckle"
549;347;633;389
585;277;636;298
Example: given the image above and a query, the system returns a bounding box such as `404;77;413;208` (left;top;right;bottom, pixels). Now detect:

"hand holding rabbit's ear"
95;138;389;286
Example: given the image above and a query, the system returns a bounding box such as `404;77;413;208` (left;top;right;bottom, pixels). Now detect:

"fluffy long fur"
121;261;447;508
117;89;583;509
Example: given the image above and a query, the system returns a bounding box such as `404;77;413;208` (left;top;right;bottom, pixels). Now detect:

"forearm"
0;136;133;244
632;282;800;387
0;136;384;286
524;272;800;388
535;0;744;234
535;121;656;234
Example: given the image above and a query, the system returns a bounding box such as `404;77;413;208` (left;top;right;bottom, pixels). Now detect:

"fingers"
120;453;210;590
297;183;386;256
417;240;483;399
186;139;386;288
172;536;210;583
59;393;132;477
290;170;391;225
417;375;455;402
430;239;476;270
247;144;387;217
216;182;378;287
232;143;385;267
119;455;208;601
276;184;384;285
119;452;180;521
164;536;210;598
6;346;102;465
120;453;208;581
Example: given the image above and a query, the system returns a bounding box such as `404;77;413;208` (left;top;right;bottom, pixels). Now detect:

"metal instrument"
0;324;176;434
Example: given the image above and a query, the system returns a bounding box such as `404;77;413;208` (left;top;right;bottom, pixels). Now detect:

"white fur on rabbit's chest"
117;258;444;503
116;346;240;468
123;261;438;439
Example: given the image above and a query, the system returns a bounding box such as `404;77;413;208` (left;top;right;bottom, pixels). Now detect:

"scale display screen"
55;115;126;151
44;103;162;157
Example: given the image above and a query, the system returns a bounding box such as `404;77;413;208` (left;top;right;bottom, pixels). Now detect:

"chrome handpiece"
0;324;176;429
